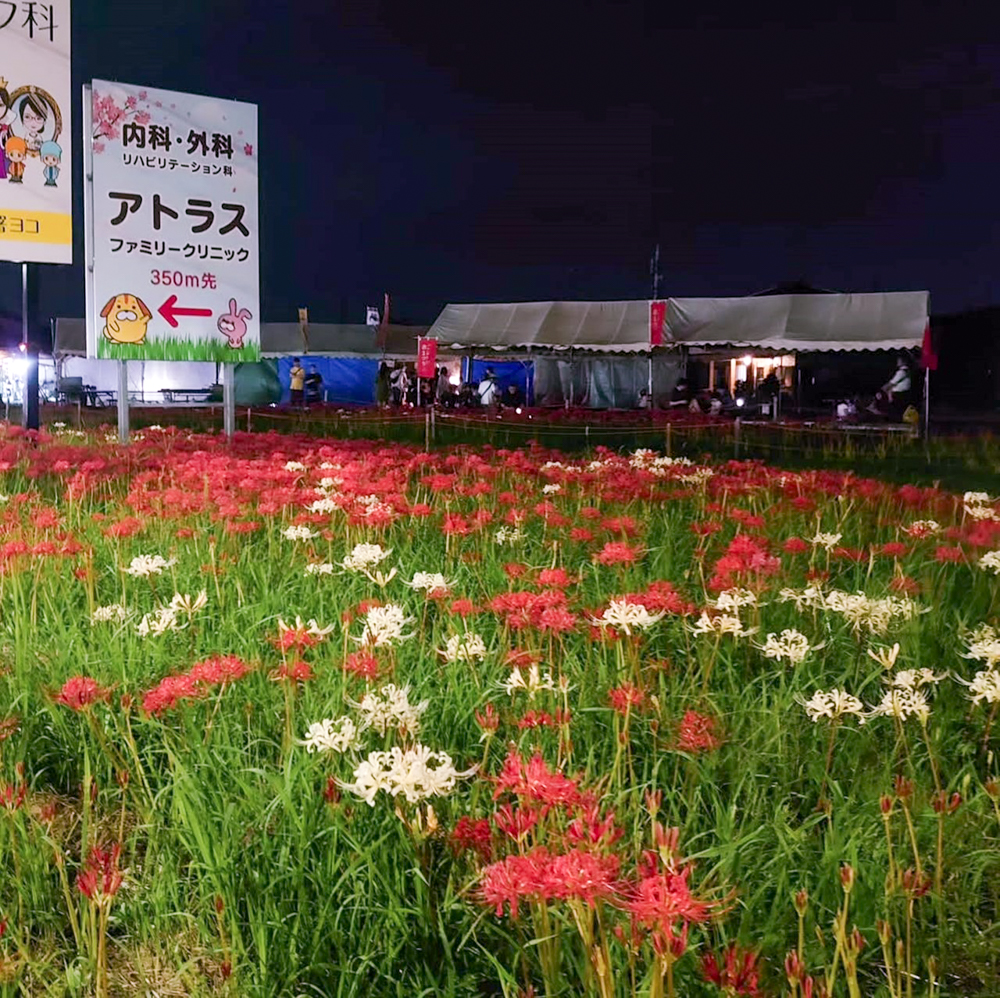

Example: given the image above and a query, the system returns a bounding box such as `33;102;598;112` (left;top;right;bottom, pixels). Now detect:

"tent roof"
427;292;929;353
51;319;432;359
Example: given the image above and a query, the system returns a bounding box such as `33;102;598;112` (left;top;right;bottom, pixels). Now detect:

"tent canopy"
428;292;929;354
51;319;431;359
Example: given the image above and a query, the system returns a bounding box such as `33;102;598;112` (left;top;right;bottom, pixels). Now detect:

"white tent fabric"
428;292;929;353
430;300;652;353
665;292;929;352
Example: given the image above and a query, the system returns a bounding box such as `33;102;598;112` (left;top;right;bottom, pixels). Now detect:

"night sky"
9;0;1000;328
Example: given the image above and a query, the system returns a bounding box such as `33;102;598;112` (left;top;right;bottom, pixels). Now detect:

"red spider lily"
593;541;642;566
494;749;583;809
449;598;477;616
931;790;962;815
54;676;111;711
493;803;540;841
536;567;574;589
0;782;26;811
142;655;252;715
0;717;19;742
517;710;555;730
934;545;964;563
503;562;528;579
700;943;765;996
675;710;723;754
343;651;380;680
566;803;623;851
103;516;143;538
627;863;722;945
608;684;645;715
270;660;313;683
901;867;931;897
451;816;492;861
691;520;723;537
475;703;500;733
879;541;909;558
480;847;621;917
889;575;921;594
601;515;641;536
569;527;595;543
77;844;123;906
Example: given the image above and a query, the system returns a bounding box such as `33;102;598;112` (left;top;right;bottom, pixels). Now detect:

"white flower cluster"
340;745;474;806
979;551;1000;575
357;603;414;647
503;663;557;698
678;468;714;485
354;683;429;736
299;716;360;754
964;669;1000;705
441;632;487;663
964;624;1000;667
284;461;307;472
282;525;318;542
780;586;919;635
714;588;758;612
629;449;694;473
811;531;843;551
690;611;753;638
964;492;998;521
308;497;338;514
905;520;940;538
124;554;176;578
761;628;815;665
868;687;931;722
305;562;335;576
137;591;208;638
541;483;562;494
342;543;391;572
91;603;130;625
592;599;666;636
353;494;395;520
494;526;525;546
799;688;866;723
407;572;451;592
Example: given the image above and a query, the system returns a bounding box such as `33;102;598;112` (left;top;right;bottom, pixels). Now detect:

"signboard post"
86;80;259;372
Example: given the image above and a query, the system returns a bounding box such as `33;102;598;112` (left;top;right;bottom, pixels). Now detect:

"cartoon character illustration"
40;140;60;186
217;298;252;348
18;91;47;156
5;136;25;183
101;293;152;344
0;79;11;181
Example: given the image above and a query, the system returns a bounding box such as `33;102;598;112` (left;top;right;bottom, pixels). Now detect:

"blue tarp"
276;356;379;404
468;360;534;402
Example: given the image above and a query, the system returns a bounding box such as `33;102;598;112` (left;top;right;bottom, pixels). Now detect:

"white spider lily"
760;629;819;665
355;603;414;647
299;716;360;754
956;669;1000;705
441;632;487;663
591;599;666;636
342;543;391;572
797;689;865;723
123;554;176;577
406;572;453;592
503;664;557;698
281;525;317;542
339;745;475;806
811;532;843;551
352;683;428;736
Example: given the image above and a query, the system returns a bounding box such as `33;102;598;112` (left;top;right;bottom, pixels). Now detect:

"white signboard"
0;0;72;263
87;80;259;361
366;305;380;328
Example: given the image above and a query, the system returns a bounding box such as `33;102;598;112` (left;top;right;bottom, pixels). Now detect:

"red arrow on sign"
158;294;213;329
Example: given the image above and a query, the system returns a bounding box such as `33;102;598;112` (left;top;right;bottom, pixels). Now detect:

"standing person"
289;357;306;407
881;354;912;417
376;362;391;408
305;365;323;406
478;368;498;410
390;362;408;406
435;366;450;404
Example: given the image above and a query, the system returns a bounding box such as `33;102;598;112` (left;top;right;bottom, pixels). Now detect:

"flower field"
0;424;998;996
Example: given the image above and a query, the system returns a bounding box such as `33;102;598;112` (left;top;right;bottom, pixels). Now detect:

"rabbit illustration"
217;299;252;348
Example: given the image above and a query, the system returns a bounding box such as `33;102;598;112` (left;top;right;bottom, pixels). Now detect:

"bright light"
736;397;745;407
515;407;522;414
449;373;461;386
18;342;26;353
741;355;752;366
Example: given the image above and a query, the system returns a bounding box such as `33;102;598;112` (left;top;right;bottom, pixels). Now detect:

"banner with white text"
0;0;72;263
87;80;259;361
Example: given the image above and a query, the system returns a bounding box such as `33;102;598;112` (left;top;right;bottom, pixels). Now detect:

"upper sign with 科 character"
0;0;73;264
86;80;259;361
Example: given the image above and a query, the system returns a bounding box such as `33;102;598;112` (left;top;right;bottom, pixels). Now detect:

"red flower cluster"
54;676;111;711
141;654;252;715
675;710;723;754
77;843;123;905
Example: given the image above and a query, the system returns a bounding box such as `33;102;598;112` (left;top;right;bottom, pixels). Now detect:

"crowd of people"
375;362;525;412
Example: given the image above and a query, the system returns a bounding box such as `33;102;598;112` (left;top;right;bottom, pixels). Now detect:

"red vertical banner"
920;322;938;370
416;337;438;378
649;299;666;346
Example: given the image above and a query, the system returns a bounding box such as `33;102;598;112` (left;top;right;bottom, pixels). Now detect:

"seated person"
501;383;524;408
637;389;651;410
669;378;693;408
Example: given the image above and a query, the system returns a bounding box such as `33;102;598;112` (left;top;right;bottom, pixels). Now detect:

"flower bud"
840;864;855;893
794;888;809;916
879;794;893;816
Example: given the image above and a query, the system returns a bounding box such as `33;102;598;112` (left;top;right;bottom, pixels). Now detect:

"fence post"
430;405;436;446
665;421;672;457
585;425;590;445
424;410;430;452
247;407;252;433
734;417;741;459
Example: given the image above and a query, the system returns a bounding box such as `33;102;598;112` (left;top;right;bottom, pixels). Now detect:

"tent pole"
923;366;930;442
648;351;653;407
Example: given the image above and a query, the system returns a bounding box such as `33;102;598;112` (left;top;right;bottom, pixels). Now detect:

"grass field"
0;423;997;996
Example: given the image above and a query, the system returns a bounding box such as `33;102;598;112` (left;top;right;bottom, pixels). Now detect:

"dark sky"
11;0;1000;326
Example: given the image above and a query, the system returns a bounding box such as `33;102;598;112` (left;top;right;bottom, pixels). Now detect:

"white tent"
427;292;929;353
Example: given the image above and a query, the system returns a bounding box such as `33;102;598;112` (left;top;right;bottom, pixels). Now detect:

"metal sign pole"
223;362;235;439
117;360;129;442
923;366;931;442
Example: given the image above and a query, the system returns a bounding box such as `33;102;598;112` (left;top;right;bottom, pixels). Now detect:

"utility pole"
650;243;662;299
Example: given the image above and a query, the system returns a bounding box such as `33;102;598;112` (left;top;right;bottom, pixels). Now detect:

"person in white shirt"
882;355;912;400
478;369;498;407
